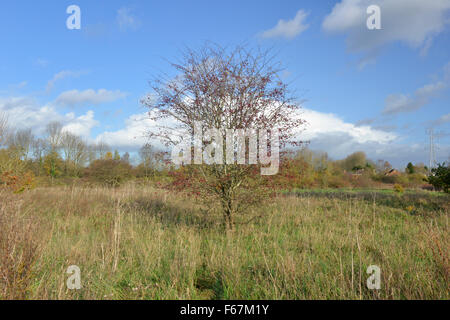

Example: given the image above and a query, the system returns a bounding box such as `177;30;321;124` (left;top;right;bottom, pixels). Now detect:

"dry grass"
0;184;448;299
0;190;42;299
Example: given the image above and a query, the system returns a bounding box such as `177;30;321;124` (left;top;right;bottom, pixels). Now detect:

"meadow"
0;184;448;300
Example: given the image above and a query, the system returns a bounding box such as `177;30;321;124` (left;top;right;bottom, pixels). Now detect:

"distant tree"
60;132;88;176
32;138;48;161
427;163;450;193
139;143;156;177
406;162;415;174
313;151;329;172
365;161;374;169
31;138;48;176
43;151;64;180
86;144;96;165
0;116;29;178
94;141;111;160
339;152;367;172
45;121;63;151
113;150;121;160
7;128;34;160
122;152;130;164
375;160;392;173
412;163;428;175
105;151;113;160
139;144;153;163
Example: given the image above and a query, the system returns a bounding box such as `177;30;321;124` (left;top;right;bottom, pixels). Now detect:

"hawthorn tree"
142;44;305;229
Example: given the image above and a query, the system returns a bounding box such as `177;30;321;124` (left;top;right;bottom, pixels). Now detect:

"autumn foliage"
1;171;35;194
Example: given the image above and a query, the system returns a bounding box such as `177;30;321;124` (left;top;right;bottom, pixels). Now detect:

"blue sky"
0;0;449;168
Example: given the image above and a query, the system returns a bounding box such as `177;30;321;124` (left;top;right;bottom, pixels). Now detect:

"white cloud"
94;109;182;150
431;113;450;126
0;97;35;111
261;10;309;39
0;96;98;138
62;111;99;138
95;107;399;162
54;89;127;107
117;7;141;31
383;63;449;115
95;112;154;149
322;0;450;63
46;70;87;92
323;0;364;32
301;108;396;143
298;108;397;158
294;108;450;166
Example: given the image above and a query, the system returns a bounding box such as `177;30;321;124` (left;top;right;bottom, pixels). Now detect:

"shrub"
350;172;376;188
325;175;349;188
405;173;427;188
85;159;133;187
1;171;35;194
0;198;40;299
43;151;64;179
393;183;404;194
427;163;450;193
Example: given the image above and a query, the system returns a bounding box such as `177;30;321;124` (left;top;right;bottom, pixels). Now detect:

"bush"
393;183;404;194
327;175;351;188
0;197;41;299
85;159;133;187
43;151;64;179
405;173;427;188
427;163;450;193
350;172;376;188
1;171;35;194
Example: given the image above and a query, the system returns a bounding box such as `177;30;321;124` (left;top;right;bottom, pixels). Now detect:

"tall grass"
0;184;448;299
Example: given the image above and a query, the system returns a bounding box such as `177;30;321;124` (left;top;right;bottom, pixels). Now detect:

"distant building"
385;169;400;176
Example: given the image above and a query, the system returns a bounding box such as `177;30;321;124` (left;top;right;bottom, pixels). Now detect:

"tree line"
0;116;167;189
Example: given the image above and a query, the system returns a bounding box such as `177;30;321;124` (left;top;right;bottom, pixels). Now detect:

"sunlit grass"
1;184;448;299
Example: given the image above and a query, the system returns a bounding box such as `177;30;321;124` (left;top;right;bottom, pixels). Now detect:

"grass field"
0;184;448;300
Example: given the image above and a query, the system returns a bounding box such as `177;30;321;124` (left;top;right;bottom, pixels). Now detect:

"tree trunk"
222;198;234;230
